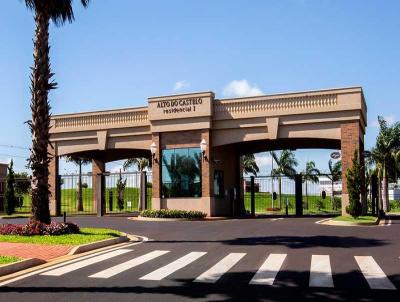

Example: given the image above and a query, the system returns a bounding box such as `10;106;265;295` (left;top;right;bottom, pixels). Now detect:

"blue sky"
0;0;399;174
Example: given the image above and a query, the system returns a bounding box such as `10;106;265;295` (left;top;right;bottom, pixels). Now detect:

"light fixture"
150;142;157;162
200;139;207;160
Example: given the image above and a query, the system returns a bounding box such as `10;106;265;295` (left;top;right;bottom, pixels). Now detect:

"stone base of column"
152;198;161;210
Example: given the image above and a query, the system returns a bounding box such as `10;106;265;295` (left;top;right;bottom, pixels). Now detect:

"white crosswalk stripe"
354;256;396;290
89;250;170;279
41;249;132;277
309;255;334;288
33;247;399;291
249;253;287;285
140;251;207;281
194;253;246;283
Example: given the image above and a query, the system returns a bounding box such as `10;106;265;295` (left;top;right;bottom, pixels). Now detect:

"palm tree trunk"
331;181;334;210
77;161;83;211
29;8;52;224
382;176;389;212
378;178;383;214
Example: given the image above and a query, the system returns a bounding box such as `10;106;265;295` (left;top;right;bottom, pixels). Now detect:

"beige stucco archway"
49;87;366;217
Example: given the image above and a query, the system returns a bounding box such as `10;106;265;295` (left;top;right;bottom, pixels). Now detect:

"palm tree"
123;158;152;172
65;155;91;211
271;150;298;208
371;116;400;212
302;161;320;209
326;159;342;209
24;1;90;224
241;154;260;176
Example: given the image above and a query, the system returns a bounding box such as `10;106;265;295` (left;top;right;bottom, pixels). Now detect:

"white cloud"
254;153;272;173
222;79;263;98
173;80;190;91
109;163;124;173
371;114;396;128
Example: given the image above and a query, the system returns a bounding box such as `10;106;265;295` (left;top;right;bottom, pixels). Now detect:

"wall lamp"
150;142;158;163
200;139;208;161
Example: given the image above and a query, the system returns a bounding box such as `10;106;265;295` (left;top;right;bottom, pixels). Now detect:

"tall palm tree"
65;155;91;211
371;116;400;212
326;159;342;209
241;154;260;176
302;161;320;209
24;0;91;223
271;150;298;208
123;158;152;172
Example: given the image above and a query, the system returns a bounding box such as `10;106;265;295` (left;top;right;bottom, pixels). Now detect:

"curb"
317;217;380;226
0;233;142;281
68;233;130;255
132;216;206;222
0;258;46;277
131;216;231;222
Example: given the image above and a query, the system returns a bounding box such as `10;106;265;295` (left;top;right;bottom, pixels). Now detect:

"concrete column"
92;159;105;214
49;143;60;216
341;121;365;216
201;129;214;216
151;133;161;210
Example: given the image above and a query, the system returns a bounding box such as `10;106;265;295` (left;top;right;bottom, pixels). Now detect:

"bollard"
63;211;66;223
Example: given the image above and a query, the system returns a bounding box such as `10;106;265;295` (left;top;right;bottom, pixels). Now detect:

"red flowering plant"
0;220;80;236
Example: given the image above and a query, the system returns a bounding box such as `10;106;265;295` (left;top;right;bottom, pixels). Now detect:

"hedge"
140;209;206;219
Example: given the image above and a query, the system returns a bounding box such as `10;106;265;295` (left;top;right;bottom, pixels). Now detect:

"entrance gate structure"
48;87;367;217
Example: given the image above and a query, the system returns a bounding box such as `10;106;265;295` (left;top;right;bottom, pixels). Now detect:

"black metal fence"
0;177;31;214
104;172;141;214
59;171;153;216
60;174;95;215
243;174;342;216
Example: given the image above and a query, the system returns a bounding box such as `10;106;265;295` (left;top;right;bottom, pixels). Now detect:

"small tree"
346;150;362;218
4;160;17;215
116;170;126;211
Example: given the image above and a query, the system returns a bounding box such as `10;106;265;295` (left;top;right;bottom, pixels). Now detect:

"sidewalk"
0;243;72;261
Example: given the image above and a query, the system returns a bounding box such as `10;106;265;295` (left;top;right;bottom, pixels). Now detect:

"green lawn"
10;187;153;215
244;192;341;215
333;215;378;224
0;213;31;219
0;227;121;245
0;255;21;265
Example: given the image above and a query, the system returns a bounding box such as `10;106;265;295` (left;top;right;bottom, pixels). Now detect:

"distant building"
389;183;400;201
318;175;342;196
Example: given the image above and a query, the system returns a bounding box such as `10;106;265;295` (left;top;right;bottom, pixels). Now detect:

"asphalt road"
0;215;399;301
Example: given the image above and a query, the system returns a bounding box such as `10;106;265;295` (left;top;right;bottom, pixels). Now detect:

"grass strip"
0;255;21;265
332;215;378;224
0;228;121;245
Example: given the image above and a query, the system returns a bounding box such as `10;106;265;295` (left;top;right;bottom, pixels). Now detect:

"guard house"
48;87;367;216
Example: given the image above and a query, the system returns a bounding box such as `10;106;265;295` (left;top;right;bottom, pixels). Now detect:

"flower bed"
140;209;207;219
266;207;281;212
0;221;80;236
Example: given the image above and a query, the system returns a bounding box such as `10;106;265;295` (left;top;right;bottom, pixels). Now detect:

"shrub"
332;197;342;210
116;171;126;211
346;150;362;218
315;199;324;211
140;209;206;219
389;200;400;212
0;221;80;236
